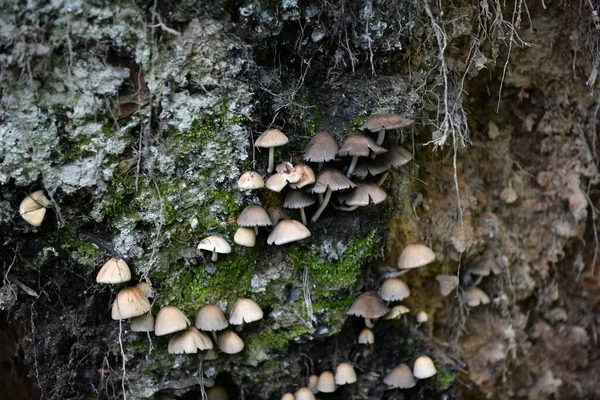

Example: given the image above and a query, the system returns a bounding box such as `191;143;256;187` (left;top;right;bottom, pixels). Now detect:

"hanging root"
119;319;128;400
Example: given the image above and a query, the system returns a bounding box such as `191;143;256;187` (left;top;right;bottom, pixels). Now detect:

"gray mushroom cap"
303;132;339;162
284;190;316;209
338;133;387;157
237;205;272;227
343;182;387;206
311;167;356;194
346;292;390;319
360;113;415;132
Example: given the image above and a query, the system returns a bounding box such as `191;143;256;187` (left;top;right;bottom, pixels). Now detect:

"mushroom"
338;182;387;211
266;172;289;192
347;292;390;328
155;305;191;336
294;387;316;400
311;167;356;222
19;190;51;227
351;158;391;179
413;356;437;379
217;329;244;354
281;393;295;400
229;298;263;330
303;132;339;170
168;326;213;354
338;133;387;177
266;206;290;225
416;311;428;324
267;219;311;245
307;375;319;393
130;312;154;332
378;278;411;302
238;205;272;234
233;227;256;247
111;287;151;320
206;387;228;400
255;128;289;173
464;287;491;307
316;371;336;393
436;274;459;297
96;257;132;284
201;347;220;361
197;235;231;262
335;362;357;385
374;145;413;185
383;364;416;389
383;305;410;320
237;171;265;190
134;281;154;298
284;190;316;225
358;328;375;345
195;304;228;341
397;243;436;270
288;164;316;188
360;113;415;145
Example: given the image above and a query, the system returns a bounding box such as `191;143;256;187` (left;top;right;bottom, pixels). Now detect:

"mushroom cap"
19;190;50;226
289;164;316;189
111;287;151;320
317;371;336;393
267;206;290;225
284;190;316;209
378;278;411;301
360;113;415;132
344;182;387;206
217;329;245;354
416;311;428;323
281;393;295;400
255;128;289;148
201;347;220;361
198;235;231;255
294;388;316;400
351;159;391;179
358;328;375;344
130;312;154;332
238;205;272;227
229;298;263;325
155;305;191;336
303;132;339;162
206;387;228;400
397;243;436;269
311;167;356;194
380;145;413;169
466;257;492;276
383;305;410;320
238;171;265;190
267;219;311;245
307;375;319;393
464;287;491;307
384;364;416;389
266;172;289;192
96;257;132;284
338;133;387;157
335;362;357;385
413;356;437;379
196;304;228;331
168;326;213;354
134;281;154;298
436;275;459;297
233;227;256;247
347;292;390;319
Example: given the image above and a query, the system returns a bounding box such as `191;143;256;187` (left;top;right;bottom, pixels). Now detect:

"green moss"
245;323;313;353
346;113;369;133
434;362;456;391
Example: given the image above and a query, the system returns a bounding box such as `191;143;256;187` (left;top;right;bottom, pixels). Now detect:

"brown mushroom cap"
280;393;295;400
303;132;339;162
266;206;290;225
229;298;263;325
346;292;390;319
351;159;391;179
335;362;357;385
267;219;311;245
255;128;289;147
237;205;272;227
233;227;256;247
378;278;411;301
358;328;375;344
397;243;436;269
111;287;151;320
134;281;154;298
195;304;228;331
155;305;191;336
237;171;265;190
96;257;132;284
316;371;336;393
284;190;316;209
413;356;437;379
167;326;213;354
344;182;387;206
360;113;415;132
338;133;387;157
311;167;356;194
294;388;316;400
289;164;316;188
266;173;289;192
19;190;50;226
380;145;413;168
384;364;416;389
217;329;245;354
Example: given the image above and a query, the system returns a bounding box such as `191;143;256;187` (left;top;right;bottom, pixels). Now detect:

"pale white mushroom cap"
464;287;491;307
266;172;289;192
346;292;390;319
280;393;295;400
111;287;151;320
397;243;436;269
217;330;244;354
238;205;272;227
238;171;265;190
167;326;213;354
436;274;459;297
267;219;311;245
234;227;256;247
19;190;50;227
335;362;357;385
413;356;437;379
198;235;231;255
130;312;154;332
378;278;411;301
294;388;316;400
358;328;375;345
316;371;336;393
155;305;191;336
255;128;289;148
96;257;132;284
307;375;319;393
195;304;228;331
384;364;416;389
416;311;428;323
229;298;263;325
134;281;154;298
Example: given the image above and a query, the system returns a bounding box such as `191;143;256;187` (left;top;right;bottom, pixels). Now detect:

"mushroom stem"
211;250;218;262
318;193;324;204
235;324;243;333
365;318;376;328
212;331;218;344
377;171;389;186
346;156;359;178
376;129;386;146
311;188;332;223
254;226;258;235
267;148;275;173
338;205;359;212
318;162;324;171
300;208;307;225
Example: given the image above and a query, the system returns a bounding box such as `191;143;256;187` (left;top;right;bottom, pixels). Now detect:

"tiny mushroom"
311;167;356;222
267;206;290;225
416;311;428;324
383;305;410;320
316;371;336;393
436;274;459;297
397;243;436;270
464;287;491;307
195;304;228;339
284;190;316;225
335;362;357;385
198;235;231;262
111;287;151;320
413;356;437;379
303;132;339;170
267;219;311;245
130;312;154;332
339;182;387;211
266;172;289;192
96;257;131;284
383;364;416;389
289;164;316;188
255;128;289;173
201;347;220;361
347;292;390;328
19;190;51;227
360;113;415;145
238;205;272;234
167;326;213;354
378;278;411;302
281;393;295;400
358;328;375;345
295;388;316;400
233;227;256;247
135;281;154;298
338;133;387;177
307;375;319;393
217;329;245;354
237;171;265;190
155;305;191;336
373;145;413;186
229;298;263;329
